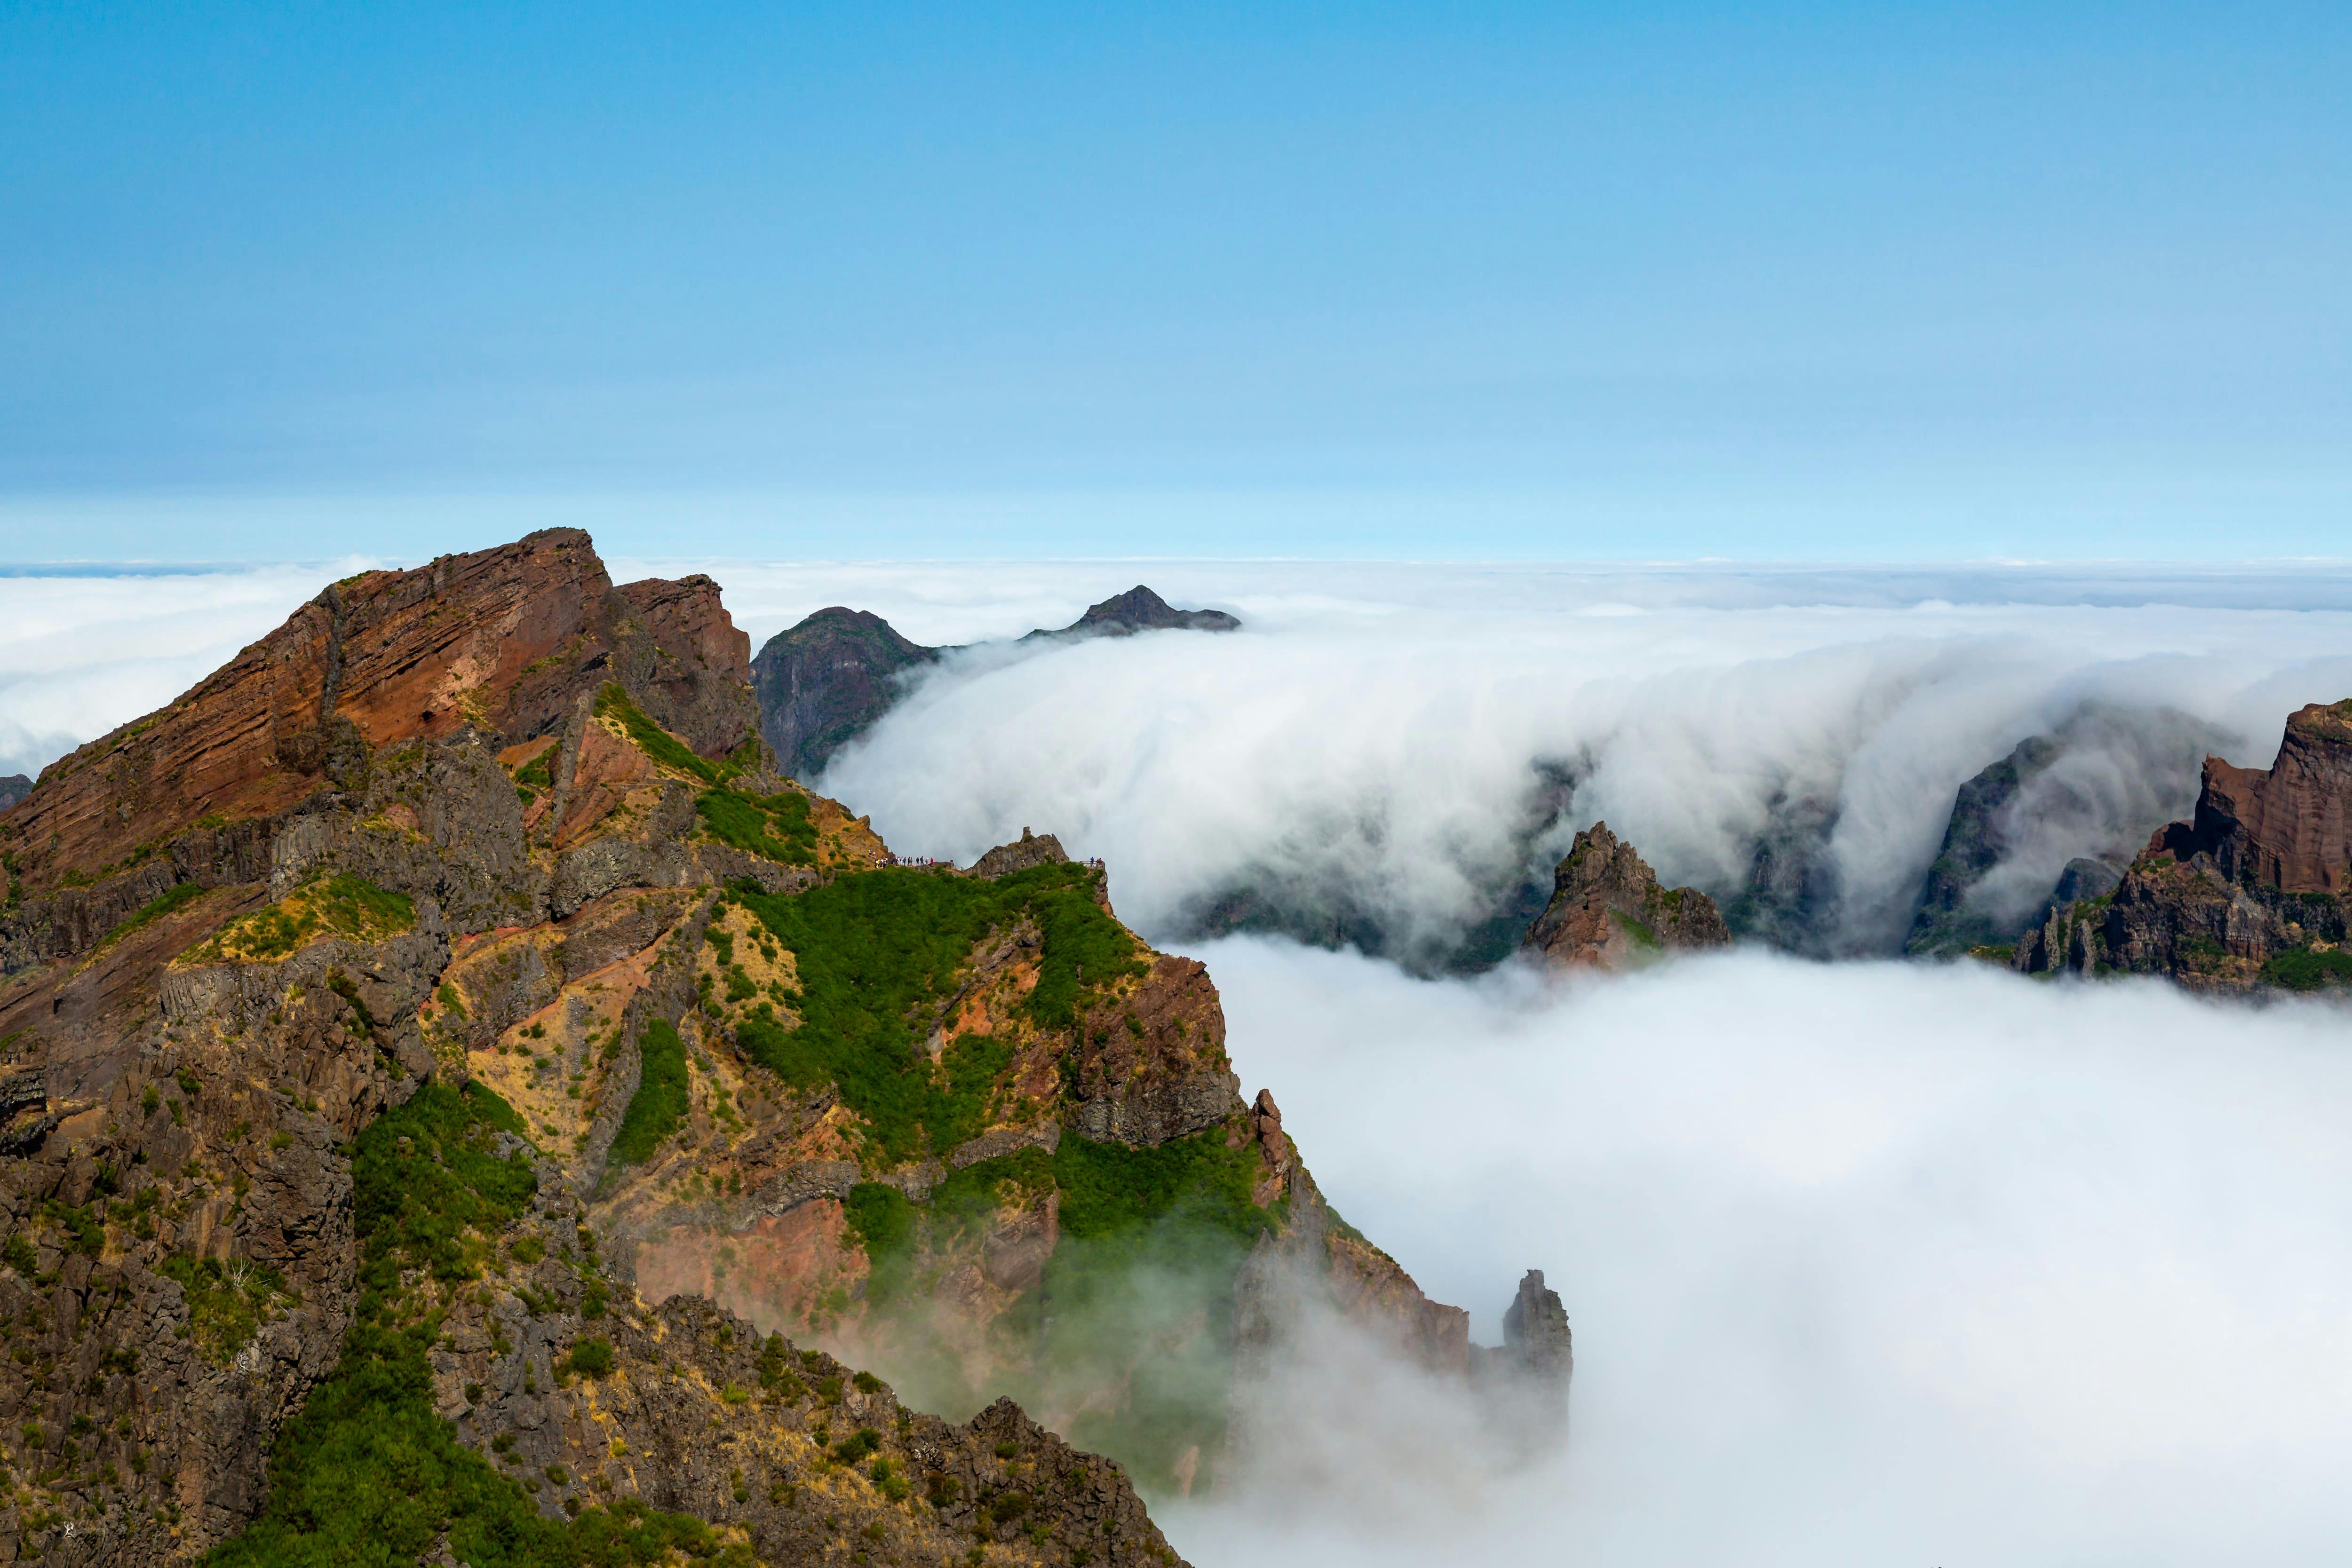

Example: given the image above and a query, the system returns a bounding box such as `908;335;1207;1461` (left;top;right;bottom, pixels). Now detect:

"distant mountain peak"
1049;584;1241;639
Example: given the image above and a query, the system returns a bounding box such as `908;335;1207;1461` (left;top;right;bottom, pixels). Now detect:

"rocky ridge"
2014;698;2352;992
0;531;1554;1565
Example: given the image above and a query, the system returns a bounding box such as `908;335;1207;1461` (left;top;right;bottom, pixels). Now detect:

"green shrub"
695;788;818;867
2265;946;2352;992
607;1021;690;1168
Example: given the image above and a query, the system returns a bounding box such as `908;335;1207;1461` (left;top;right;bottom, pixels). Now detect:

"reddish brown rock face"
2193;701;2352;894
0;529;761;903
1524;821;1732;970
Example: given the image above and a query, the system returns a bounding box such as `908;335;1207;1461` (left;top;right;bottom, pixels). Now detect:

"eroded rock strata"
0;531;1550;1565
2016;699;2352;993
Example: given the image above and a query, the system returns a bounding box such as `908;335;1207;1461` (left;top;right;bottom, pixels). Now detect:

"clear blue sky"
3;2;2346;562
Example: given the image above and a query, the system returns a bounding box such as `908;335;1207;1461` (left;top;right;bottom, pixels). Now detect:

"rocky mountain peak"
0;528;1564;1563
1045;585;1242;640
1523;822;1731;970
0;776;28;812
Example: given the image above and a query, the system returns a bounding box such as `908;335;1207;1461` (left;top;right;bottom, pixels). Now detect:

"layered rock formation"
2016;699;2352;992
750;586;1240;782
0;531;1549;1564
1524;823;1730;970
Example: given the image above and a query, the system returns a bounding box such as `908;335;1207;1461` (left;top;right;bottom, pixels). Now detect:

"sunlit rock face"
1522;822;1730;972
2018;698;2352;993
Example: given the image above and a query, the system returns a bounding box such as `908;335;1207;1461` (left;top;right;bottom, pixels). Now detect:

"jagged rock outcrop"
1524;823;1731;970
750;586;1240;782
967;827;1073;880
2017;700;2352;992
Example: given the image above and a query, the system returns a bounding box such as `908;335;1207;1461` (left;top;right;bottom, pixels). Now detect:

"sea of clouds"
10;554;2352;1563
693;559;2352;960
1165;942;2352;1566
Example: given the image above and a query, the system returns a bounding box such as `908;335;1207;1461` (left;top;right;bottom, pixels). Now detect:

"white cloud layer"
0;565;364;780
771;562;2352;957
1163;941;2352;1566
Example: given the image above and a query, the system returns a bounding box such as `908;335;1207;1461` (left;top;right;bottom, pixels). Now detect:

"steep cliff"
1524;823;1731;970
2015;700;2352;993
749;609;938;785
749;586;1241;783
0;532;1549;1565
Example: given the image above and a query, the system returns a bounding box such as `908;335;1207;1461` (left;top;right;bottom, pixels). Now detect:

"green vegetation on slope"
729;863;1142;1164
96;880;207;950
2264;945;2352;992
608;1020;690;1168
594;684;732;786
207;1081;741;1567
180;874;414;965
694;788;817;867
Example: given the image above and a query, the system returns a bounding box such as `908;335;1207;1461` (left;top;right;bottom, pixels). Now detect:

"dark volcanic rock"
1906;736;2062;955
1524;822;1731;970
749;606;938;783
751;586;1238;782
1025;585;1240;641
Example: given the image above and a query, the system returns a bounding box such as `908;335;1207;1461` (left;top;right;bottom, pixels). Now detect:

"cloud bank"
1164;941;2352;1566
789;563;2352;960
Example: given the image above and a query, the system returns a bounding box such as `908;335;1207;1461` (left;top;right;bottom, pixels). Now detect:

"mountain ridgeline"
750;586;1240;784
0;532;1553;1568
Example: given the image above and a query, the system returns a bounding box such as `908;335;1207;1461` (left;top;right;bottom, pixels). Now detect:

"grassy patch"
695;788;818;866
96;880;207;950
731;863;1141;1165
595;683;733;786
2264;946;2352;992
179;873;413;965
1609;909;1661;951
158;1254;294;1366
206;1080;742;1567
607;1020;689;1168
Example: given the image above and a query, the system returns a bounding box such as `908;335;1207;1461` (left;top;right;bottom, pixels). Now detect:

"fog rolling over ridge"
800;564;2352;966
1164;942;2352;1566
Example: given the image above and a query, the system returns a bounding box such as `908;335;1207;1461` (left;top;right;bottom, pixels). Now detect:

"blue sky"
3;2;2346;562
